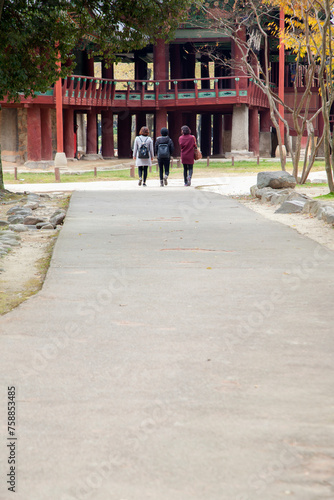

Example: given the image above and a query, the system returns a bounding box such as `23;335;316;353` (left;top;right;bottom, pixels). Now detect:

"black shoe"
143;182;147;186
160;180;164;187
138;178;142;186
164;175;168;186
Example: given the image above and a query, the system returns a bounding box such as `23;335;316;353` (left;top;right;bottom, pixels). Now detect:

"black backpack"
157;142;170;159
138;137;150;159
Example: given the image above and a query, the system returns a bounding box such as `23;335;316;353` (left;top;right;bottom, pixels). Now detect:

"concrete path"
1;186;334;500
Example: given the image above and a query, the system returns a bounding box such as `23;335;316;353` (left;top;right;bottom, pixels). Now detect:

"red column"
169;111;183;157
64;108;74;159
102;62;113;80
117;112;132;158
136;112;147;134
213;114;224;156
260;109;271;132
101;110;114;158
86;53;95;77
27;107;42;161
233;27;247;90
170;45;181;83
86;110;97;155
41;108;52;160
200;113;212;157
279;8;285;143
155;109;167;141
249;107;259;155
154;39;168;93
55;77;64;153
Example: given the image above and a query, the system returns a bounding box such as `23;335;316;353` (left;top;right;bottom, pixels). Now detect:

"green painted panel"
114;94;126;100
129;94;141;100
239;91;248;96
198;91;216;98
158;94;175;100
178;92;196;99
144;94;155;100
218;91;237;97
35;90;54;96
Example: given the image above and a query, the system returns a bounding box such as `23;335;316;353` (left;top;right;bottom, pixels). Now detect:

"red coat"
179;134;196;165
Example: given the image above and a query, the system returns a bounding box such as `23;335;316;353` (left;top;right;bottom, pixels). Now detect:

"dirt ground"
1;181;333;315
236;184;334;251
0;192;69;315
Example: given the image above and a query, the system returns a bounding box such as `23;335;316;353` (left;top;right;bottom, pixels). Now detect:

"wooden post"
257;155;260;165
54;167;61;182
207;156;210;167
149;165;152;173
156;162;158;173
130;164;135;178
14;167;18;181
232;156;234;166
94;167;97;177
177;157;181;168
171;157;174;168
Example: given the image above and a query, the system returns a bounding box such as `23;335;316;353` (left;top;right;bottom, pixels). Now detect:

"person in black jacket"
154;127;174;187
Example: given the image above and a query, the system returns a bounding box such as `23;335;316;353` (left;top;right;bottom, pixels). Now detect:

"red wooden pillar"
154;39;168;93
101;109;114;158
27;107;42;161
117;112;132;158
55;77;64;154
233;27;247;90
249;107;259;156
41;108;52;160
102;62;113;80
86;110;97;155
224;114;232;153
279;9;285;143
169;111;183;157
64;108;75;159
200;113;212;157
170;45;181;89
213;114;224;156
155;109;167;141
136;112;147;134
260;109;271;133
86;53;95;77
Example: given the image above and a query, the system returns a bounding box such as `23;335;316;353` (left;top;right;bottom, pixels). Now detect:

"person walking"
155;127;174;187
133;126;154;186
179;125;196;186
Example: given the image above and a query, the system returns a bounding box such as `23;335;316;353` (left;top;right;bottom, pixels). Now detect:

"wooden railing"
57;75;271;109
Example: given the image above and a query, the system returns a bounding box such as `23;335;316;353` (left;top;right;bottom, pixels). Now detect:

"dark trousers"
183;164;193;184
138;166;148;182
158;158;170;181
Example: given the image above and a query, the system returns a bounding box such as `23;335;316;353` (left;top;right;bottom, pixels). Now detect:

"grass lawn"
3;159;327;184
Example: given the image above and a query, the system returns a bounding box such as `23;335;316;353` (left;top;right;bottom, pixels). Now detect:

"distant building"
0;7;322;165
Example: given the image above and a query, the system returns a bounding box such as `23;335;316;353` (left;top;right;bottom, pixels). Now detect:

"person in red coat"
179;125;196;186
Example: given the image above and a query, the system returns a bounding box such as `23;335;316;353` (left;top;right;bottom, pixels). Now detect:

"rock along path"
0;186;334;500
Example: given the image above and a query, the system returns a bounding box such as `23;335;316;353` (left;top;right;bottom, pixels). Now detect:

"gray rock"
257;171;297;189
270;189;294;205
8;224;29;233
23;201;39;210
275;199;307;214
302;199;321;215
50;211;66;226
36;222;52;229
0;220;8;226
41;224;55;230
250;185;258;197
318;205;334;223
254;187;273;199
7;206;32;216
7;215;25;224
23;216;47;226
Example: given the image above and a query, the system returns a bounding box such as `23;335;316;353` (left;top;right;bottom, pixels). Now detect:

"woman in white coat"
133;126;154;186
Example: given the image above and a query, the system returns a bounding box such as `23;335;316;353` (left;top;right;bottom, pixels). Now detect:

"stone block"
275;199;306;214
257;171;296;189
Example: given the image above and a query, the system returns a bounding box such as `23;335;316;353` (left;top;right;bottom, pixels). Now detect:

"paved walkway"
1;183;333;499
